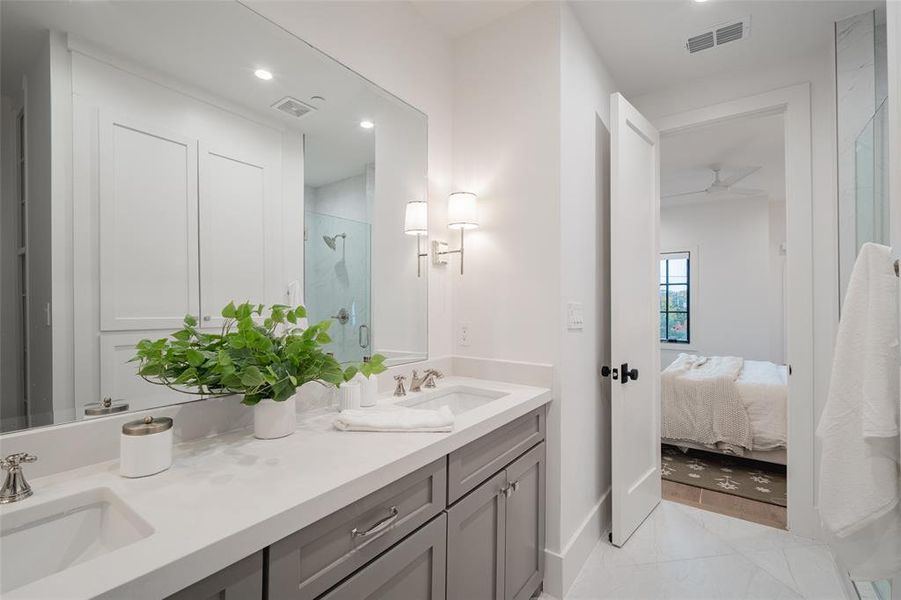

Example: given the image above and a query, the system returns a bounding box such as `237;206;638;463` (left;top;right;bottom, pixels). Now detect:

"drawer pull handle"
351;506;399;538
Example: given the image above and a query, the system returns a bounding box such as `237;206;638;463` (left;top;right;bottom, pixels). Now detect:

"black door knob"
621;363;639;383
601;366;618;380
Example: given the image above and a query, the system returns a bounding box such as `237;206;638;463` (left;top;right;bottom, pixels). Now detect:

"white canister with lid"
120;416;173;478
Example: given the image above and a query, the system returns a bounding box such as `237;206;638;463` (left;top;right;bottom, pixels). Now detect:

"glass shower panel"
304;212;371;363
854;100;890;250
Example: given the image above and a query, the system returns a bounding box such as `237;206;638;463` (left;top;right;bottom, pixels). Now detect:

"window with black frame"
659;252;690;344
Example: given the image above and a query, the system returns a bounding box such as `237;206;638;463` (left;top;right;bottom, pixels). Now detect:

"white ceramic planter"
253;395;296;439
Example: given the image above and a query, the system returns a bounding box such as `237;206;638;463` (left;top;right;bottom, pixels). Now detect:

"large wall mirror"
0;1;428;433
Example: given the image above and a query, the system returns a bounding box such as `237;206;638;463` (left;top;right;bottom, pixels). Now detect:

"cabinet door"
99;112;199;331
198;143;282;327
446;470;507;600
165;551;262;600
319;513;446;600
504;442;546;600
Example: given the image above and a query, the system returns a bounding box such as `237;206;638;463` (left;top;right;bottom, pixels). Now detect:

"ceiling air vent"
685;16;751;54
272;96;316;119
686;31;715;54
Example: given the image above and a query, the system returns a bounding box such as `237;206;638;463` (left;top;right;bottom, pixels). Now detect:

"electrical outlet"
458;322;471;347
566;302;584;330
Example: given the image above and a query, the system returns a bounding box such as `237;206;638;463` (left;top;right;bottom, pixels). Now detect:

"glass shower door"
304;212;371;363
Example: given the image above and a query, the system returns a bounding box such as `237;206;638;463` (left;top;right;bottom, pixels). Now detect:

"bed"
661;354;788;465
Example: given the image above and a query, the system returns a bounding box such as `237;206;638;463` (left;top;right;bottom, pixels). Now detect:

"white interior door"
199;143;282;328
609;92;661;547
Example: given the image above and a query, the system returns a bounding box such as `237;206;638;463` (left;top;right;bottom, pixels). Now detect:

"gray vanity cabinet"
446;441;546;600
319;513;447;600
164;551;263;600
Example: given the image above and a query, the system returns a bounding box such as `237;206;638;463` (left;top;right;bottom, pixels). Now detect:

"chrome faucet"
393;375;407;397
409;370;427;393
1;452;37;504
423;369;444;389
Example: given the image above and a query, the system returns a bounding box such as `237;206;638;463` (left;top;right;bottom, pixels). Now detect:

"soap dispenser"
359;356;378;407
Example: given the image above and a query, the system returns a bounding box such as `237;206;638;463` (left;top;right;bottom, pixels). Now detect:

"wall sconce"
404;200;429;277
433;192;478;275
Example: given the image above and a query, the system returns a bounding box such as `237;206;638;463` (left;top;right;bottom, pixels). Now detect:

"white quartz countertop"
1;377;551;599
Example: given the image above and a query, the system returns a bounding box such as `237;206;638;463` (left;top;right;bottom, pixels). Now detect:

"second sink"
399;386;507;415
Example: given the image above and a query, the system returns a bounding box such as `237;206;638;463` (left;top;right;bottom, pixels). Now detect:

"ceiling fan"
663;165;765;199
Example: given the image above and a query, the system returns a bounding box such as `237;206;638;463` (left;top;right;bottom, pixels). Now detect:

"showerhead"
322;233;346;250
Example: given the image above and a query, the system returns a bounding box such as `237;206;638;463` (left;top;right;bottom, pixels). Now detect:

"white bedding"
736;360;788;450
661;354;787;453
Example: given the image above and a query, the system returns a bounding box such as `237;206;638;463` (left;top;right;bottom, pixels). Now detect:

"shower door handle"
359;324;370;349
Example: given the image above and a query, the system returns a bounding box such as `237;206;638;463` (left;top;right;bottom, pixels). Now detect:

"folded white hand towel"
817;242;900;539
334;406;454;432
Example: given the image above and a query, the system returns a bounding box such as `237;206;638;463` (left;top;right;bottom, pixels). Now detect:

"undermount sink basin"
400;386;507;415
0;487;153;593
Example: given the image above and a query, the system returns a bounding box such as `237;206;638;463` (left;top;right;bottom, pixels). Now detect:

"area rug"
661;444;787;507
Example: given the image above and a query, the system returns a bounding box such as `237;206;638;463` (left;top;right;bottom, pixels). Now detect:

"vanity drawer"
317;513;446;600
447;407;545;504
165;551;262;600
268;458;447;600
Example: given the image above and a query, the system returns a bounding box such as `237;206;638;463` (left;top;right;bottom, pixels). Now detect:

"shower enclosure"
304;212;371;363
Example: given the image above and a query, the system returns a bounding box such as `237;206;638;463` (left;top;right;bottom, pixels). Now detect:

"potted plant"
132;301;348;439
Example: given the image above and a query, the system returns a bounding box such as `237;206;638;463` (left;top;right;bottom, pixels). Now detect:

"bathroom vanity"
0;378;550;599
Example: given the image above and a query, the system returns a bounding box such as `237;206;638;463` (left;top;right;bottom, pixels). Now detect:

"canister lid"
84;397;129;416
122;416;173;436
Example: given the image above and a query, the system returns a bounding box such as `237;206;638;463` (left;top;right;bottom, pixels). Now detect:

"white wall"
247;0;455;362
553;3;618;594
450;3;619;595
307;173;369;223
660;198;785;367
632;47;837;520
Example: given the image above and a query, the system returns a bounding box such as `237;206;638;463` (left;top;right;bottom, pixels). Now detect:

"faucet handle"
393;375;407;397
1;453;37;471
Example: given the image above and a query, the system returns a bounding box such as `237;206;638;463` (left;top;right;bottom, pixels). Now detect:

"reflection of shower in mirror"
323;233;347;251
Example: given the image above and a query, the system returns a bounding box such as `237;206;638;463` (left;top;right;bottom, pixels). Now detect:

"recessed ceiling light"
254;69;273;81
359;120;375;129
693;0;709;3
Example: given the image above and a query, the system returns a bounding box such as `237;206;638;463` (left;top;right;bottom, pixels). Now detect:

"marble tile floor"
542;501;851;600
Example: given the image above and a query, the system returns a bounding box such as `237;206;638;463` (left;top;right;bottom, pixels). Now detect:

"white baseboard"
544;489;611;598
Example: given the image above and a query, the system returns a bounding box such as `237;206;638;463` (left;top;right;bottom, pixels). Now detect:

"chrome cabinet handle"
351;506;399;538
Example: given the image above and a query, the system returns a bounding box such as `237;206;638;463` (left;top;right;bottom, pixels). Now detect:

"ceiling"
0;1;424;186
409;0;532;39
660;112;785;208
570;0;881;97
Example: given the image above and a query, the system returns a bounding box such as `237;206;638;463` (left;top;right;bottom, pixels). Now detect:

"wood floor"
662;479;788;530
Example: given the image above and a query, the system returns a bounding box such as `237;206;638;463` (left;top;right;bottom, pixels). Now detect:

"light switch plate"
566;302;584;330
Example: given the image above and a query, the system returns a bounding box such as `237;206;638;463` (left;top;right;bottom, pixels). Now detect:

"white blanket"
334;406;454;432
736;360;788;450
662;354;753;451
817;242;900;540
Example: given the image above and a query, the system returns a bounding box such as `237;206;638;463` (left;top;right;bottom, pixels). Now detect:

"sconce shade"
404;201;428;236
447;192;479;230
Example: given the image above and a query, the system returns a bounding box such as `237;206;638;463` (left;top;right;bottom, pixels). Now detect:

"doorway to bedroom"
657;111;789;529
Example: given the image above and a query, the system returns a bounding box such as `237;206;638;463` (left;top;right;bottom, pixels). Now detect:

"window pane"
668;285;688;311
659;259;667;284
659;285;667;310
668;258;688;283
659;313;667;340
667;312;688;342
